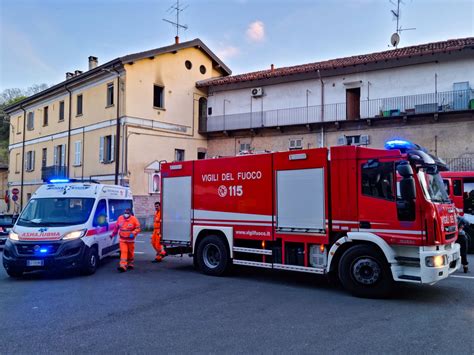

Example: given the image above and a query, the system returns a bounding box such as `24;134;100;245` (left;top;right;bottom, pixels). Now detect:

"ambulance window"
443;180;450;195
109;199;133;222
453;180;462;196
361;162;395;201
93;199;108;227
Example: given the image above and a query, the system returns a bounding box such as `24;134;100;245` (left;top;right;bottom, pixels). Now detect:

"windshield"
17;198;95;227
417;170;450;203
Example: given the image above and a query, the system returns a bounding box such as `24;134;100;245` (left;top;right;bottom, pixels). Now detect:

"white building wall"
207;58;474;117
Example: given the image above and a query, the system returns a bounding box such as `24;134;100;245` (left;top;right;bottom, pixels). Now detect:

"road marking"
135;241;145;243
451;275;474;280
134;251;145;254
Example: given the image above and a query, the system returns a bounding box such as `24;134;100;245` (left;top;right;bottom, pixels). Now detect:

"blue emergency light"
384;139;420;152
49;178;70;184
39;248;48;253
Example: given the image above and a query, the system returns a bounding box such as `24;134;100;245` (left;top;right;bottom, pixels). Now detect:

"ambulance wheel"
338;244;393;298
196;235;230;276
6;267;23;278
81;246;99;275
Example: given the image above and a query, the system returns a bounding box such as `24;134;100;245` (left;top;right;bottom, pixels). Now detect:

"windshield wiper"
18;218;40;224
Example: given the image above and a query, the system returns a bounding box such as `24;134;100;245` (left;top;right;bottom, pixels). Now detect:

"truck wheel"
196;235;230;276
81;246;99;276
338;245;393;298
6;267;23;278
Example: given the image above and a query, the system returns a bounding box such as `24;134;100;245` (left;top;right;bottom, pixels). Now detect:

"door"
453;82;469;110
346;88;361;120
358;160;423;245
92;199;109;257
162;176;192;242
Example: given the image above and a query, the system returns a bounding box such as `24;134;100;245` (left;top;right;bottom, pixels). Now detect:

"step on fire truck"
160;140;460;297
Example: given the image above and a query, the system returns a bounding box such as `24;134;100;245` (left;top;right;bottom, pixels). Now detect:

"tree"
0;84;49;164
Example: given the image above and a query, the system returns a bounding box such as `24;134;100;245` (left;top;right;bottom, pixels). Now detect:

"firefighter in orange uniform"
151;202;166;262
110;208;141;272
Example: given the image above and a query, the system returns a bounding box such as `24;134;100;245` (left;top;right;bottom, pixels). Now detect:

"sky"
0;0;473;92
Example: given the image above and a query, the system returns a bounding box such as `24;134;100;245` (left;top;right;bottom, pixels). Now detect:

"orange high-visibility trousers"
151;230;164;261
119;241;135;269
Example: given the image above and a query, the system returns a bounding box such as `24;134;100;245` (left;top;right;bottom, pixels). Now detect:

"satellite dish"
391;32;400;47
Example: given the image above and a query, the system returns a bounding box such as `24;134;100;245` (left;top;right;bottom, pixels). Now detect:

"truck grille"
16;243;61;255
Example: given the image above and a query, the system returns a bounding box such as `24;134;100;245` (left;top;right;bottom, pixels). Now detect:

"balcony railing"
205;89;473;132
443;158;474;172
41;165;67;182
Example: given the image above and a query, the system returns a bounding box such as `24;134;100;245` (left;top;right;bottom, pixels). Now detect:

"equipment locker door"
162;176;192;242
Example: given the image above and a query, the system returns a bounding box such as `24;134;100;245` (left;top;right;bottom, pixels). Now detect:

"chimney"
88;56;98;70
175;36;180;44
74;70;83;76
270;64;274;72
66;72;74;80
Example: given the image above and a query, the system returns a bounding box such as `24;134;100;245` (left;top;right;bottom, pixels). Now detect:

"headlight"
425;255;447;268
62;229;87;240
9;231;19;241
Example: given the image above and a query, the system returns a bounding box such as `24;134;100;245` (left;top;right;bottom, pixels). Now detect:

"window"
100;135;115;163
107;83;114;106
15;153;20;173
43;106;49;126
240;143;251;153
289;139;303;150
42;148;47;168
200;65;207;74
93;199;108;227
18;198;95;227
208;107;212;116
337;135;370;146
108;199;133;222
59;101;65;121
185;60;192;70
175;149;185;162
453;180;462;196
361;162;395;201
74;141;82;166
16;116;21;134
197;152;206;160
153;85;164;108
27;112;34;130
198;97;208;132
77;94;83;115
25;150;35;172
149;173;161;194
54;144;66;166
347;135;361;145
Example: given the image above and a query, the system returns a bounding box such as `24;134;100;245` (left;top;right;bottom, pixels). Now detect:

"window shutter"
61;144;66;166
24;152;28;171
360;135;370;145
110;135;115;162
54;146;58;166
99;136;105;163
75;141;81;165
337;135;347;146
32;151;35;171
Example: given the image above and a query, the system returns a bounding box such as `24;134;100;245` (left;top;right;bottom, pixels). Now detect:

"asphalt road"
0;233;473;354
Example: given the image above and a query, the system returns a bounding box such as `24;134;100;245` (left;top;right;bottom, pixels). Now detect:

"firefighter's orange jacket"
111;215;141;242
153;210;161;234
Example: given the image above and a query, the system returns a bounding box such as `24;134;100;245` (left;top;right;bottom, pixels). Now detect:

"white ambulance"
2;180;133;277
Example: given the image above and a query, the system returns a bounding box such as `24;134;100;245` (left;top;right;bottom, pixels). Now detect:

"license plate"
27;260;44;267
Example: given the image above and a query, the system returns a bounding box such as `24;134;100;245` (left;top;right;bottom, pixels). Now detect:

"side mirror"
400;177;416;200
397;162;414;177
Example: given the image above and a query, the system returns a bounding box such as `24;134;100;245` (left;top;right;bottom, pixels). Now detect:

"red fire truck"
160;140;460;297
441;171;474;252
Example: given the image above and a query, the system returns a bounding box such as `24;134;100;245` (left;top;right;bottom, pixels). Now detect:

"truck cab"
2;180;133;277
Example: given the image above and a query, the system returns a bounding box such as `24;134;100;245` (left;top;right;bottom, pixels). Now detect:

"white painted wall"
207;58;474;119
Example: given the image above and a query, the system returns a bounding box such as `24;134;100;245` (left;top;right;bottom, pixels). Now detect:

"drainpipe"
112;68;121;185
317;70;325;147
19;105;26;211
65;85;72;178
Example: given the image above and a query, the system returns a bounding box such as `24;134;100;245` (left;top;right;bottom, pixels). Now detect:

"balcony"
41;165;67;182
204;89;473;133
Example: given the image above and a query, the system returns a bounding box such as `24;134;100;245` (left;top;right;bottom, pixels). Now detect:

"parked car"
0;214;16;249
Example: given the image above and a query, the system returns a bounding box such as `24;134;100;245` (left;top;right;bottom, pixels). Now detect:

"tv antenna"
389;0;416;47
163;0;189;39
